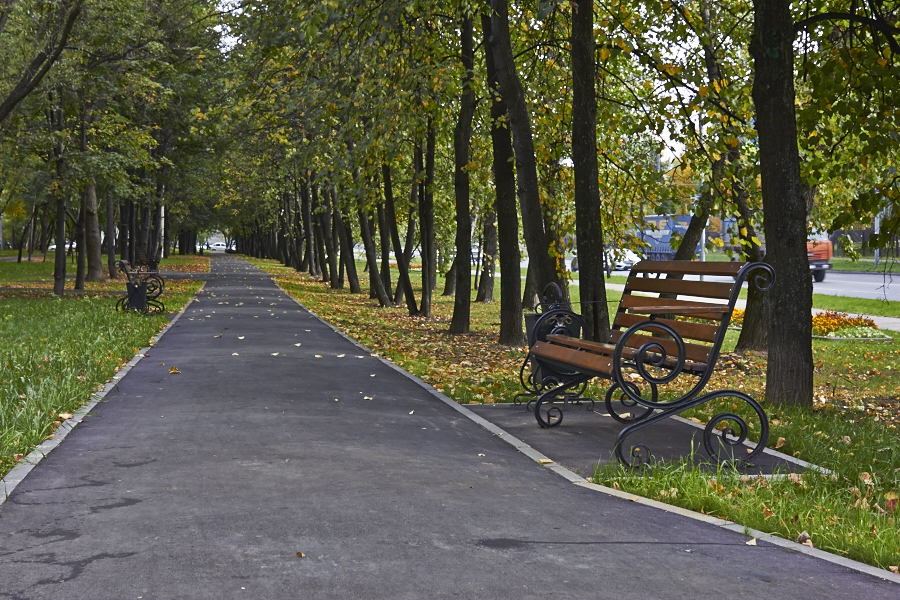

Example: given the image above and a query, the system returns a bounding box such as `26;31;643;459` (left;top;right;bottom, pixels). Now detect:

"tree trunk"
750;0;813;407
82;181;104;281
418;125;437;317
358;206;393;307
376;202;392;295
106;190;117;278
733;171;768;351
490;0;559;293
571;0;611;341
450;17;476;334
382;162;418;315
475;206;497;303
74;201;86;290
443;255;457;297
334;197;361;294
52;102;66;297
482;14;524;345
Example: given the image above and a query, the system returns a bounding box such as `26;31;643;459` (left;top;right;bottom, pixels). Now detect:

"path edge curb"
275;282;900;586
0;283;205;506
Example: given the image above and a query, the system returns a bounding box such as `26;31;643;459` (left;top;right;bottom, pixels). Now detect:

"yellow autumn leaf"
169;366;181;374
59;412;74;420
698;85;709;97
600;48;611;60
740;227;748;237
775;437;786;448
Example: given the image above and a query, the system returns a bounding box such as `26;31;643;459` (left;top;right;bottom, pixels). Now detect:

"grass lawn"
249;257;900;573
0;257;204;480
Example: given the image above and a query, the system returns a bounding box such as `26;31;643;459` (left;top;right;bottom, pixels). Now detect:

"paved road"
1;255;898;598
812;270;900;302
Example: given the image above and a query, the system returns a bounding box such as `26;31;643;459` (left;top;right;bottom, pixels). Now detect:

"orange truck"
808;233;833;282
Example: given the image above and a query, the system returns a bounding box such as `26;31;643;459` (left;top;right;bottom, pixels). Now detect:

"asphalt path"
1;255;898;598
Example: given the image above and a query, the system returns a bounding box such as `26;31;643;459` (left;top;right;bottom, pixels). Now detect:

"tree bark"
475;205;497;303
82;181;104;281
571;0;610;342
105;190;117;277
382;162;418;315
490;0;559;293
418;125;436;317
750;0;813;407
358;206;393;307
450;16;476;334
482;14;523;345
334;193;361;294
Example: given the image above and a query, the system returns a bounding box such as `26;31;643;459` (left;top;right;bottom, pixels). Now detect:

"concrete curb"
275;280;900;585
0;284;204;505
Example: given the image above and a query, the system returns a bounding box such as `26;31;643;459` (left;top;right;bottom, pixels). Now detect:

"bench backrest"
611;261;758;375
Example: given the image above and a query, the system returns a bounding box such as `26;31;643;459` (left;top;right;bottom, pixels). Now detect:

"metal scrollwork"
736;262;776;293
612;320;687;409
615;442;653;469
701;391;769;463
604;381;654;424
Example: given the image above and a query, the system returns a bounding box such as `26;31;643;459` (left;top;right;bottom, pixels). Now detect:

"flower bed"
730;308;889;339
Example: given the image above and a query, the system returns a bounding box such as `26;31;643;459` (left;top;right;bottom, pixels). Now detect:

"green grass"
0;285;201;480
811;295;900;318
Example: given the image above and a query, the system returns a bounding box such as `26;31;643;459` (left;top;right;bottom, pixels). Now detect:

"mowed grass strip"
249;257;900;573
0;278;201;479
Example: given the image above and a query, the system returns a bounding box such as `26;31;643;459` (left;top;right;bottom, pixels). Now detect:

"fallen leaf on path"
232;353;239;356
59;412;74;420
796;531;811;545
169;367;181;374
370;374;376;377
538;459;553;465
238;336;245;340
746;538;757;546
214;335;221;338
315;355;322;358
296;552;305;558
337;354;345;358
272;353;279;356
363;396;373;400
889;566;899;574
409;410;414;414
478;453;485;457
294;343;301;346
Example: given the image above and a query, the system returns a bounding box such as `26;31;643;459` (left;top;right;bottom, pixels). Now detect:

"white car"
47;242;77;251
604;248;641;271
210;242;230;251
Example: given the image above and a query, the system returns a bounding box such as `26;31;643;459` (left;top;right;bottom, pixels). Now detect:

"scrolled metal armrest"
611;319;688;409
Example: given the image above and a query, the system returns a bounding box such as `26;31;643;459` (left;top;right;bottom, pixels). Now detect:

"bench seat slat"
612;312;720;344
624;277;735;299
620;295;731;320
631;260;744;277
542;334;709;375
531;341;613;377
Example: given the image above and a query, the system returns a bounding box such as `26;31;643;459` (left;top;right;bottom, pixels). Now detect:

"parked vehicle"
808;233;833;282
47;242;77;251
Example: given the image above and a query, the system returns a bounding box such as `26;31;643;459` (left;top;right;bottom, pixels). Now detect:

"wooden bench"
116;259;165;314
514;283;593;410
134;248;160;272
529;260;774;466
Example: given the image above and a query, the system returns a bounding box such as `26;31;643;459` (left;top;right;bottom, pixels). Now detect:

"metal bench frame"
528;261;774;467
116;259;165;315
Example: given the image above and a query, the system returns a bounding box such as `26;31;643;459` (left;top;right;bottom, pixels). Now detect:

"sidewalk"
1;255;897;598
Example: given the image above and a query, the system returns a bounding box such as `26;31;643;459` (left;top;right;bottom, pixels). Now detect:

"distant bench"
528;260;774;467
116;259;165;315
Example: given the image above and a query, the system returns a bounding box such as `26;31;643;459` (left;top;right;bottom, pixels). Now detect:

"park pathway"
0;255;897;599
